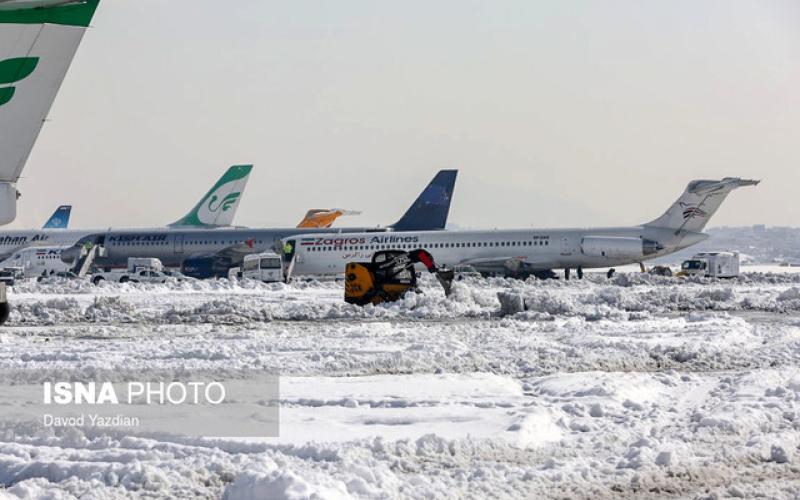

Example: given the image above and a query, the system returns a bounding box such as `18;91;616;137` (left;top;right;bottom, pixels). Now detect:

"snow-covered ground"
1;268;800;498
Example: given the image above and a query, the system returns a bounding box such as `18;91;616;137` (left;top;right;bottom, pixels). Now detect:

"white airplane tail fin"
645;177;759;233
0;0;100;225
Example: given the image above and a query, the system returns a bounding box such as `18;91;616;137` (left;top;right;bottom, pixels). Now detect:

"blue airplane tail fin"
392;170;457;231
42;205;71;229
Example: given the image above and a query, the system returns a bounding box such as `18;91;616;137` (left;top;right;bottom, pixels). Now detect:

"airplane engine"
182;256;234;279
581;236;661;259
60;245;81;265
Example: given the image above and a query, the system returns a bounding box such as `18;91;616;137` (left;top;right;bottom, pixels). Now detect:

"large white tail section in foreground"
645;177;759;234
0;0;100;225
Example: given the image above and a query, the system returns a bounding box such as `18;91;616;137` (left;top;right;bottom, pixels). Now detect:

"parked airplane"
0;165;253;260
0;245;72;278
0;0;101;225
42;205;72;229
284;177;759;279
61;170;460;278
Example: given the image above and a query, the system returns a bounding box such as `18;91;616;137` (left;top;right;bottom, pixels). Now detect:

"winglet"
169;165;253;228
42;204;71;229
392;169;458;231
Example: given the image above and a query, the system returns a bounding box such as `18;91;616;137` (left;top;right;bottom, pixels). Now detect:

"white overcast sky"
10;0;800;229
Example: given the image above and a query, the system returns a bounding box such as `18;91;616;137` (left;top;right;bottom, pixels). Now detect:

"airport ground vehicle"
344;249;454;305
241;252;284;283
679;252;740;278
91;258;168;284
648;265;673;277
0;268;19;287
162;270;191;280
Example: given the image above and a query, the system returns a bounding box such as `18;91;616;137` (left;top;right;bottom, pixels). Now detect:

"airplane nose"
60;246;80;264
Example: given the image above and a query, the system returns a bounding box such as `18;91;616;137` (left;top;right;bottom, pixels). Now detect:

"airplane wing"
181;238;262;278
188;239;260;263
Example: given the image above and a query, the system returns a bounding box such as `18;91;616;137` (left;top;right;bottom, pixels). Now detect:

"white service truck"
241;252;284;282
91;258;170;285
680;252;740;278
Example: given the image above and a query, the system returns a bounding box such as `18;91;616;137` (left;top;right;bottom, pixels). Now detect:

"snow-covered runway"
1;271;800;498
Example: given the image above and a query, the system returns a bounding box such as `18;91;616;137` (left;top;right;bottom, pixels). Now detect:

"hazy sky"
10;0;800;230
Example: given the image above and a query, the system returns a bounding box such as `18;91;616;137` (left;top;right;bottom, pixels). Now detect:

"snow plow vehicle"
345;249;454;306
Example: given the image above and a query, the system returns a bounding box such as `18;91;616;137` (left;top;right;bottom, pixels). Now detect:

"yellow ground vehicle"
345;249;454;305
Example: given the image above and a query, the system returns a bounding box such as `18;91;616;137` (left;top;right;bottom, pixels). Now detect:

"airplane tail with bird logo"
644;177;759;234
169;164;253;228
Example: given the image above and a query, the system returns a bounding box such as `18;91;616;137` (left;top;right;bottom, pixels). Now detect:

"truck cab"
241;252;284;283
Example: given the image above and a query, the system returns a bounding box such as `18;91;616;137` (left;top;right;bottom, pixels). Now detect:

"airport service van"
241;252;284;283
92;258;170;285
680;252;740;278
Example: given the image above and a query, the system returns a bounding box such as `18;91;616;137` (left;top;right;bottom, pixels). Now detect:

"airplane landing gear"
564;268;571;280
577;267;584;280
0;283;8;325
607;268;616;279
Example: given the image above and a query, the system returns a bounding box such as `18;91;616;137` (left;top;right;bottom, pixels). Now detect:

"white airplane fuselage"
287;226;709;276
287;177;759;277
0;229;94;261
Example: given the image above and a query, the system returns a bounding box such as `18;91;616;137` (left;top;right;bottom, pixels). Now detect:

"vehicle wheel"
119;276;130;284
0;301;9;325
92;276;105;285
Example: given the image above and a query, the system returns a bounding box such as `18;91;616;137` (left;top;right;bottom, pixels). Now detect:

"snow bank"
8;272;800;327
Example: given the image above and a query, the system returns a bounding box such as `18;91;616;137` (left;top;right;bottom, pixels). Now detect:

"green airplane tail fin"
169;165;253;228
0;0;100;184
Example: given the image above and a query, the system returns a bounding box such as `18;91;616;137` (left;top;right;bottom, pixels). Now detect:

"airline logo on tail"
419;184;450;205
680;203;708;221
197;182;243;224
0;57;39;107
207;192;241;214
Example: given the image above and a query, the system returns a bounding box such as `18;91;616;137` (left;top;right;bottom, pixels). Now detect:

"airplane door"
560;236;573;256
175;235;184;254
